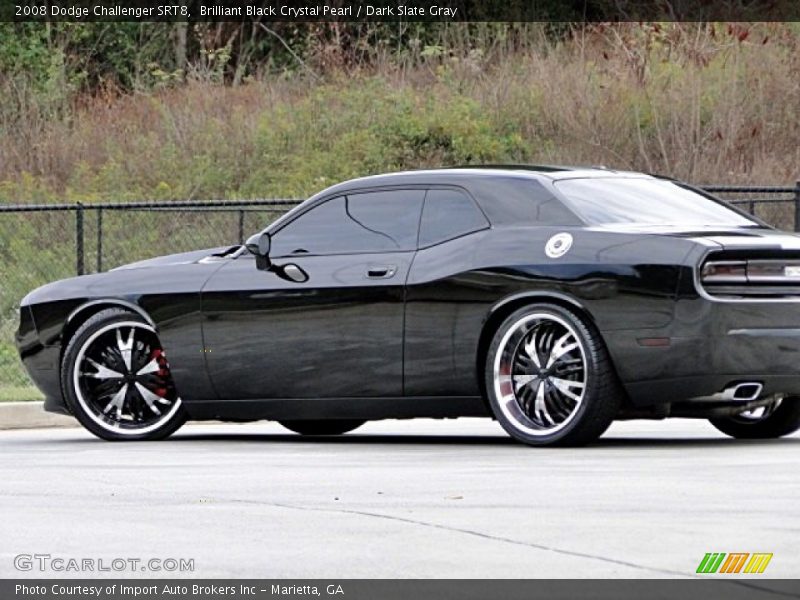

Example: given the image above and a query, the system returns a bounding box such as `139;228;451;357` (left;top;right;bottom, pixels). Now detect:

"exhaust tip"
724;382;763;402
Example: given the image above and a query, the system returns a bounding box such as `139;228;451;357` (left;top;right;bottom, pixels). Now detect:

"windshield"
554;177;757;227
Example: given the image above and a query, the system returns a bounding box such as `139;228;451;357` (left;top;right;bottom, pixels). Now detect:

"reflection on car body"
16;166;800;445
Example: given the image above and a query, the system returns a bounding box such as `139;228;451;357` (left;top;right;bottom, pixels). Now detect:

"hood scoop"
198;245;245;263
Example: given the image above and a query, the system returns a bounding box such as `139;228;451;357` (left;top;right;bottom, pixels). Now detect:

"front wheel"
709;398;800;439
485;304;622;447
61;308;187;441
279;420;365;436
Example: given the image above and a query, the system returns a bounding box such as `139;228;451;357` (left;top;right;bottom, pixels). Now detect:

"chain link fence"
703;184;800;231
0;200;300;398
1;183;799;398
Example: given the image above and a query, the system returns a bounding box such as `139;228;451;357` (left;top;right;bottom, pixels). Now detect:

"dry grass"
1;22;798;203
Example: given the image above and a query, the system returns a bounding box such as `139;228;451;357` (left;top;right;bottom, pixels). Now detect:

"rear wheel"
485;304;622;447
279;420;365;436
709;398;800;439
61;308;187;441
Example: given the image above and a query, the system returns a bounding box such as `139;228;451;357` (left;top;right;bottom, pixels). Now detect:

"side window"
418;189;489;248
271;190;424;257
347;190;424;252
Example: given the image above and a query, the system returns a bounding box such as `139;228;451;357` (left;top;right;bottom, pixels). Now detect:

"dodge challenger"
16;166;800;446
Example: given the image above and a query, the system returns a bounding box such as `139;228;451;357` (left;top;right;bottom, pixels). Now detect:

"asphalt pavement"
1;418;798;578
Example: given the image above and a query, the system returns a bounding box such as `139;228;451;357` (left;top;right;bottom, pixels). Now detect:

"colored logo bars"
696;553;773;574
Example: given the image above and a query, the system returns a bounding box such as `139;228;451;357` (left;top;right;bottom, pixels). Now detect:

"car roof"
268;165;664;234
313;165;656;197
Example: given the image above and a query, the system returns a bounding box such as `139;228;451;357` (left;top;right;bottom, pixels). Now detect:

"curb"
0;401;77;430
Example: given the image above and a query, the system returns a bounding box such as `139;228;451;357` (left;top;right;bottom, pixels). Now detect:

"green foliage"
239;79;532;197
0;385;43;402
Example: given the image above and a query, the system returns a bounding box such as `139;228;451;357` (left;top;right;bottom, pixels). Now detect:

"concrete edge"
0;401;77;430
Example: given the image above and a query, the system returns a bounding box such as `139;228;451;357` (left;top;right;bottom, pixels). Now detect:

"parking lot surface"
1;418;797;578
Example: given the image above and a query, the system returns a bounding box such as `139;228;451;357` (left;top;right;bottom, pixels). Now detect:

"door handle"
366;265;397;279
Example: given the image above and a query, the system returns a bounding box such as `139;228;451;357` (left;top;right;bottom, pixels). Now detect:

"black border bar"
4;579;800;600
4;0;800;22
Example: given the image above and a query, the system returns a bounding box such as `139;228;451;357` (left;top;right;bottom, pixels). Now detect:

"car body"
16;166;800;445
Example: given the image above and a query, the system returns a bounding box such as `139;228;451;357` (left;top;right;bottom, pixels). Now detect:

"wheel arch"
475;292;602;405
61;299;155;361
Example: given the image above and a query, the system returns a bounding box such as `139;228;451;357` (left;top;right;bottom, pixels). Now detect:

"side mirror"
244;231;308;283
245;232;271;270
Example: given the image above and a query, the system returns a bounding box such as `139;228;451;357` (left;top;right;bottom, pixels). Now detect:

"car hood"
590;224;800;250
111;246;235;271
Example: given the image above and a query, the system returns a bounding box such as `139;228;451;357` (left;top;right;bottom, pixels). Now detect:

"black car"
16;166;800;446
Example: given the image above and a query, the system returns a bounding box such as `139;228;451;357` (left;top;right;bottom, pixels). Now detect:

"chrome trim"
721;382;763;402
732;397;783;422
692;382;763;403
72;320;182;435
700;260;747;284
493;312;588;436
694;249;800;303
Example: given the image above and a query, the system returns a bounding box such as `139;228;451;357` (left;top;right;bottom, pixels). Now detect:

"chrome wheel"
493;313;588;436
72;321;182;436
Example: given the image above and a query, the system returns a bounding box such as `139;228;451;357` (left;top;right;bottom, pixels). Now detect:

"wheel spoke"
103;383;128;418
82;357;124;380
134;382;165;415
519;382;535;415
523;330;542;368
545;333;578;369
136;357;160;376
116;327;135;372
533;378;554;426
546;382;574;419
513;374;537;391
550;376;584;401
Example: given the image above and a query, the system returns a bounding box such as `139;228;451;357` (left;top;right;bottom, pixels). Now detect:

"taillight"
701;261;746;283
747;260;800;282
701;257;800;292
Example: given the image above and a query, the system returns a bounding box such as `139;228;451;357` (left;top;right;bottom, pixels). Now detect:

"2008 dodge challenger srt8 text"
16;166;800;446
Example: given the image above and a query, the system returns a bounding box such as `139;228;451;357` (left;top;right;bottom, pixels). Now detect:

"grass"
1;23;798;204
0;386;43;402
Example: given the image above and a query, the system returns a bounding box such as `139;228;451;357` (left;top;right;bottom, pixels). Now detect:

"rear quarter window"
418;189;489;248
469;178;583;227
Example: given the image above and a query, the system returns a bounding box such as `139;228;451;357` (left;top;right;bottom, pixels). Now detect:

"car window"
271;190;424;257
468;178;583;227
554;177;757;227
418;189;489;248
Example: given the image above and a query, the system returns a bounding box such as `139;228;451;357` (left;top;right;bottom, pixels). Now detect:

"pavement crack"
224;497;687;577
238;499;800;597
220;497;800;597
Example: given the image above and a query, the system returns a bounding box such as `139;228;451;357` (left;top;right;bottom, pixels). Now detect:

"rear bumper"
605;297;800;406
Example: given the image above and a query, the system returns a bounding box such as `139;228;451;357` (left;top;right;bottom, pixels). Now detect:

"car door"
404;187;492;397
201;189;424;399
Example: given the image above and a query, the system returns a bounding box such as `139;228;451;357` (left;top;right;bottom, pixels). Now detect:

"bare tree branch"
256;22;320;80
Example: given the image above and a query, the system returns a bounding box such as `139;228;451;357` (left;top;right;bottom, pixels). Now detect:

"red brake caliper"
150;348;169;398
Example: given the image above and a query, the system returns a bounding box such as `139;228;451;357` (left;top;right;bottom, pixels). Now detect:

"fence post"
795;181;800;233
238;209;245;244
76;203;85;275
96;208;103;273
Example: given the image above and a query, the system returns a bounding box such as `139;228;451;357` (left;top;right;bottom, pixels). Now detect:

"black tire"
709;398;800;439
279;420;365;436
484;303;622;447
61;308;188;441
